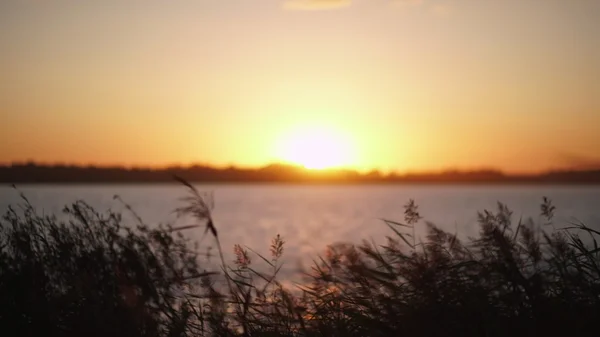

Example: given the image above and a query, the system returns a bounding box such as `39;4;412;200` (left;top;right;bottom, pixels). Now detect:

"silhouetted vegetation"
1;182;600;336
0;193;216;337
2;162;600;184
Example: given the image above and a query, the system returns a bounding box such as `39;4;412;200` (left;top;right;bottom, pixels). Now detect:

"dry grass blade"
384;221;414;249
169;224;202;232
113;194;144;225
245;246;275;268
173;174;197;194
172;176;216;238
381;218;411;228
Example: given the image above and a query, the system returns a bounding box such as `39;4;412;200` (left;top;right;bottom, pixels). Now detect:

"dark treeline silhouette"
2;162;600;184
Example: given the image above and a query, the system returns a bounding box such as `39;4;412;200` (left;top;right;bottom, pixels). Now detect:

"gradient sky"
1;0;599;173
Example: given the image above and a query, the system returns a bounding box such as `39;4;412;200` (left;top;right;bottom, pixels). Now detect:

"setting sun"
276;126;356;169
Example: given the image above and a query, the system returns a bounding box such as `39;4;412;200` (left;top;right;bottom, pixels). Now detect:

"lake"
1;184;599;277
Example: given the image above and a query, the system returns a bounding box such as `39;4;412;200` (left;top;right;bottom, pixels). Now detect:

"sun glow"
276;126;356;169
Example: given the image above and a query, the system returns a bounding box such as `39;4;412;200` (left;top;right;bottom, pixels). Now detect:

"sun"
276;126;356;169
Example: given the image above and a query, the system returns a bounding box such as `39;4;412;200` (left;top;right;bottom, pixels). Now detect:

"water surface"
2;184;599;275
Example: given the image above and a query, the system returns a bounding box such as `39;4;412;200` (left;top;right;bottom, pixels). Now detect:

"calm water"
1;184;599;275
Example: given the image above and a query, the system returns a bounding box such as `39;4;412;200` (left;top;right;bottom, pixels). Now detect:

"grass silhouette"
1;181;599;336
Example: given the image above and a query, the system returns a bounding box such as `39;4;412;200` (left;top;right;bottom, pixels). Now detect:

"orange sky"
1;0;599;173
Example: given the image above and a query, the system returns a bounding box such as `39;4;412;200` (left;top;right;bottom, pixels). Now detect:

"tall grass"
1;182;599;336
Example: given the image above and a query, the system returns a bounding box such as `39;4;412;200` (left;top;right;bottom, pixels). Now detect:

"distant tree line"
1;162;600;184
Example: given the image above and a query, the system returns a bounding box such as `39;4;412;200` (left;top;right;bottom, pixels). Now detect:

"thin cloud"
284;0;352;10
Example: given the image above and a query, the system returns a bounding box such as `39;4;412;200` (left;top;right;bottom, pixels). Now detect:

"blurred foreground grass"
1;182;599;337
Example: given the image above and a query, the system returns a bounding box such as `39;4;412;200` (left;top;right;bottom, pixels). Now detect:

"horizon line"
2;161;599;177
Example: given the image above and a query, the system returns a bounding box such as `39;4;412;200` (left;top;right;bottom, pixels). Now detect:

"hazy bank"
2;162;600;185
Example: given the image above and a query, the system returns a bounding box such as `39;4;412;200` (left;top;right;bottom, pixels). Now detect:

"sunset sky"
1;0;599;173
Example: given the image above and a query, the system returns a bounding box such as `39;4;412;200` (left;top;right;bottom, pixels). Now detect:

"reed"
1;181;599;336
